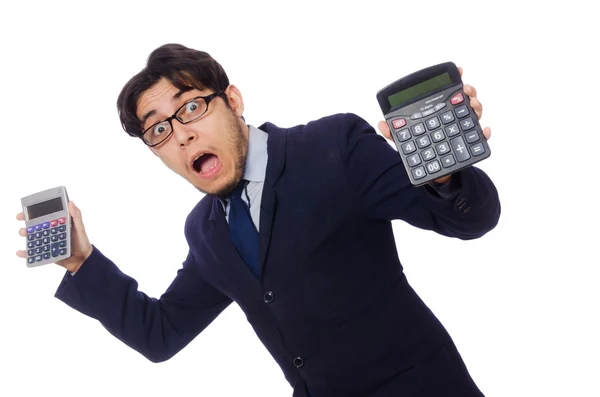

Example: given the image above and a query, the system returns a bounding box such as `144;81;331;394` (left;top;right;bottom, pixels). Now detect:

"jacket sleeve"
339;113;501;240
54;245;232;362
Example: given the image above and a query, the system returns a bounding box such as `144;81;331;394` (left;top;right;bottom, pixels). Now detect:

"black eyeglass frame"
141;90;225;147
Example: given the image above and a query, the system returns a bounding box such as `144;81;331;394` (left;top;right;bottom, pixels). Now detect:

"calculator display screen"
388;72;453;108
27;197;63;219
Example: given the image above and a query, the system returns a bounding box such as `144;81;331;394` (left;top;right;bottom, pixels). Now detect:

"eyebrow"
140;87;194;126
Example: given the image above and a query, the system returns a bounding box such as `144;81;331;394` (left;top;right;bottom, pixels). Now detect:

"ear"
224;84;245;119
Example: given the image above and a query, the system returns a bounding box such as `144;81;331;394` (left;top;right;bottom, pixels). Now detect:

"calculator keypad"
26;217;68;264
389;89;489;185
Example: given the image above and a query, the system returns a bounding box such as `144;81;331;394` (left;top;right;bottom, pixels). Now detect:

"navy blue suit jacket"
55;113;500;396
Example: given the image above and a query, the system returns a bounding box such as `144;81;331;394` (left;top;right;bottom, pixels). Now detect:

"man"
16;43;500;396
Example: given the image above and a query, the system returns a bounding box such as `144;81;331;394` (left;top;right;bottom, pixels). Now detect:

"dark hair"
117;43;230;138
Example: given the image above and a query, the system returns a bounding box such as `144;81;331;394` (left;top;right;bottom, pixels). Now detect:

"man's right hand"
16;201;93;273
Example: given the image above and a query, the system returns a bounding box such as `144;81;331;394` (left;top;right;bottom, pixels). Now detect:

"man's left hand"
377;67;492;185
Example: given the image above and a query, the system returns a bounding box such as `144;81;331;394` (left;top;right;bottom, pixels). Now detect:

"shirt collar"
243;124;268;182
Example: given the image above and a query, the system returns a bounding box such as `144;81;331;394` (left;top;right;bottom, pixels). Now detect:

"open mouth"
192;153;220;176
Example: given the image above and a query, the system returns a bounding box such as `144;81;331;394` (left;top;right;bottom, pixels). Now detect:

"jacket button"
264;291;274;303
293;356;304;368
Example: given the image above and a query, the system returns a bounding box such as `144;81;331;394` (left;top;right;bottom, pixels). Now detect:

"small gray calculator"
21;186;72;267
376;62;491;186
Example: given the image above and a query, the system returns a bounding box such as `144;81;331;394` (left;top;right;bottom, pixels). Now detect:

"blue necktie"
228;180;260;277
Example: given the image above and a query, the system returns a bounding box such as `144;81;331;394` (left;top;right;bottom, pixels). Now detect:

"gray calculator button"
35;255;43;262
436;142;451;155
59;248;67;256
431;130;445;143
28;234;35;241
43;253;51;260
51;235;58;242
411;166;427;180
417;135;431;149
28;241;35;249
42;237;50;244
421;148;436;162
445;123;460;137
451;136;471;162
28;249;35;256
440;111;455;124
441;154;456;168
411;123;426;136
410;112;423;120
455;105;469;118
59;241;67;248
407;153;422;167
422;108;435;117
35;232;42;239
471;143;486;156
401;141;417;154
59;225;66;232
396;128;411;142
465;130;480;143
51;227;58;235
35;247;43;255
460;117;475;130
425;117;440;131
28;257;35;264
425;160;442;174
43;230;50;237
51;243;60;257
59;233;66;240
43;245;50;252
434;103;446;111
35;240;42;247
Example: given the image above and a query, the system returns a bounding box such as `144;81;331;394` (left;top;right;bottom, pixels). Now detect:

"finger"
19;228;27;237
458;67;463;78
68;201;86;232
482;127;492;140
378;120;393;140
471;97;483;120
16;211;24;221
463;84;477;98
16;250;26;258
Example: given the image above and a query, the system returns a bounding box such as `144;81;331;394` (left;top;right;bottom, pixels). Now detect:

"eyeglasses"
141;91;224;147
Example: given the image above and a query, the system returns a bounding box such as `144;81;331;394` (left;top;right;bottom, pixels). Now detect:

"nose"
172;121;197;147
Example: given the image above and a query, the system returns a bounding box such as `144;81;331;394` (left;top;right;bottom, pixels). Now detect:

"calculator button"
43;230;50;237
436;142;451;155
28;241;35;249
59;233;66;240
425;117;440;131
59;241;67;248
35;247;43;255
28;257;36;264
50;220;58;227
455;105;469;118
27;226;35;234
35;240;42;247
51;227;59;235
59;248;67;256
465;130;480;143
35;232;43;239
411;123;426;136
434;103;446;111
35;224;43;231
425;160;442;174
58;225;66;232
416;135;431;149
58;217;66;225
441;154;456;168
42;222;50;229
411;166;427;180
460;117;475;130
471;143;486;156
36;255;43;262
51;243;60;257
401;141;417;154
410;112;423;120
28;249;35;256
450;92;464;105
445;123;460;137
43;253;51;260
28;234;35;241
392;118;407;129
43;245;50;252
51;235;58;242
451;136;471;162
42;237;50;244
421;148;436;162
440;111;455;124
422;108;435;117
396;128;411;142
406;154;422;167
431;130;445;143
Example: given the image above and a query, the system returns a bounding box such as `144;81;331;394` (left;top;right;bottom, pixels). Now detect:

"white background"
1;1;598;396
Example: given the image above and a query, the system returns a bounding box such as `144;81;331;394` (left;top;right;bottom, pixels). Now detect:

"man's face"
136;78;248;197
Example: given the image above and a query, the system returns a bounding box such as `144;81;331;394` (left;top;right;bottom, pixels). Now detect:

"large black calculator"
376;62;491;186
